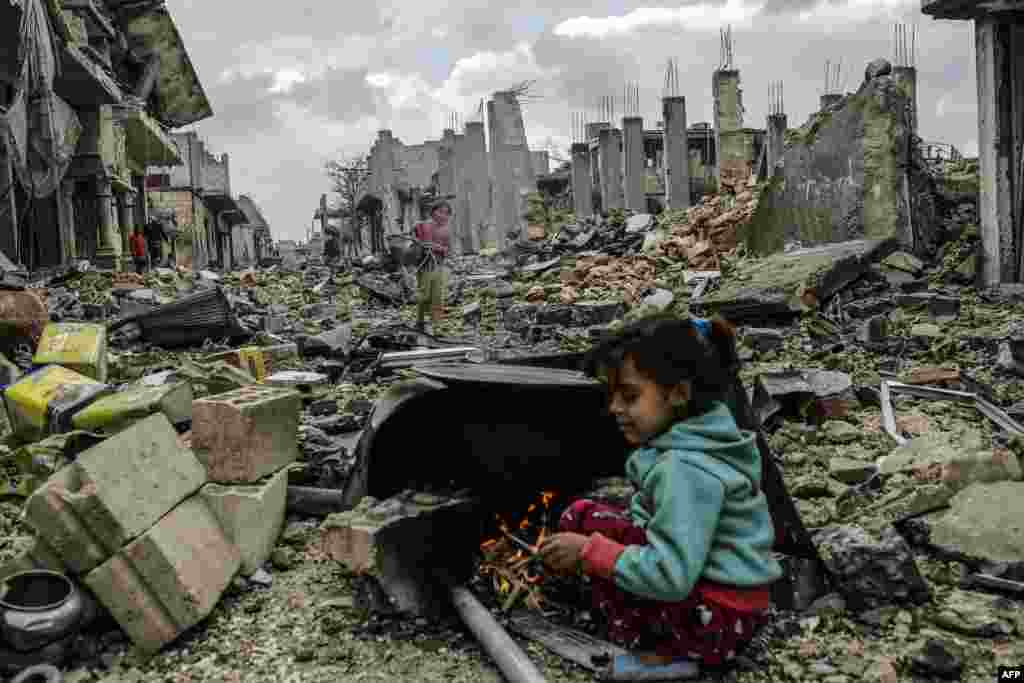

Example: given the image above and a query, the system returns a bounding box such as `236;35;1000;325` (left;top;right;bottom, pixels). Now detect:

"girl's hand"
538;532;588;574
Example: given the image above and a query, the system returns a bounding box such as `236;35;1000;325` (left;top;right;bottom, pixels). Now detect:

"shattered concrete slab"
912;482;1024;568
696;239;896;321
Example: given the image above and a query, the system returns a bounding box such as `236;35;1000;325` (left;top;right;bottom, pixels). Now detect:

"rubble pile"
653;179;761;269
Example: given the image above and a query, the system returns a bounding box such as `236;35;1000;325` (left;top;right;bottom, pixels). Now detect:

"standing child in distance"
413;201;451;333
539;314;781;681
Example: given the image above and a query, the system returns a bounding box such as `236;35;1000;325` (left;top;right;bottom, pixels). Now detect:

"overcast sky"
166;0;976;243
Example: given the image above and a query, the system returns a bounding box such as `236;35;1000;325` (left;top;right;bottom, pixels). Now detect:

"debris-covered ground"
3;171;1024;683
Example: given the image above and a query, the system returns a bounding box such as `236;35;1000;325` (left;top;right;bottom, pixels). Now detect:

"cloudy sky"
167;0;976;243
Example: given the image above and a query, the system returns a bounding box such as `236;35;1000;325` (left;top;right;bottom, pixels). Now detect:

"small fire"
477;490;560;613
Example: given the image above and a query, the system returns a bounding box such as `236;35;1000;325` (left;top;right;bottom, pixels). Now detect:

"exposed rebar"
663;58;680;97
769;80;785;116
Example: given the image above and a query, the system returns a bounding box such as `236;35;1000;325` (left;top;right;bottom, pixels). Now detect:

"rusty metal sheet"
412;362;600;389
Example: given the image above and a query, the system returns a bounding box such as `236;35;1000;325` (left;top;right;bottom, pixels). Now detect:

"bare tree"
324;154;371;253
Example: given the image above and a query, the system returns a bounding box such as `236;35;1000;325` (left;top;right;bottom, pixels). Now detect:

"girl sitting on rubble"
539;314;781;681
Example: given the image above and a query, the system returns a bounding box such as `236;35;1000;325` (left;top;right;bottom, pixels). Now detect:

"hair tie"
691;317;711;338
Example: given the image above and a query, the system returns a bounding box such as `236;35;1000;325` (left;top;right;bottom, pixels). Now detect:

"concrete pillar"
766;113;788;180
463;121;488;251
662;96;689;210
487;91;536;249
892;66;918;135
0;139;17;264
622;117;645;211
93;177;122;270
530;150;550;176
452;132;473;254
975;17;1017;284
570;143;594;218
713;69;742;185
58;178;77;263
598;128;624;211
121;192;136;251
819;94;843;111
438;128;456;197
375;130;399;237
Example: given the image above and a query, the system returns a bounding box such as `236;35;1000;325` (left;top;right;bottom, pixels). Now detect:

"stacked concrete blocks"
21;414;242;652
192;384;300;575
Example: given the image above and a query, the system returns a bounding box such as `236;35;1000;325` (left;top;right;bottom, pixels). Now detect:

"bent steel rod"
449;584;547;683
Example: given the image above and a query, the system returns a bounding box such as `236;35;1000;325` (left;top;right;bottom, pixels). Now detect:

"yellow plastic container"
32;323;109;382
3;365;111;440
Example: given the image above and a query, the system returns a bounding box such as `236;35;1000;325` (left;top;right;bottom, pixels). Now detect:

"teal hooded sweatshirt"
611;402;782;602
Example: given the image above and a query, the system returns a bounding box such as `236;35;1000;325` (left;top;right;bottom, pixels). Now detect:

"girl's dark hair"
431;201;452;215
584;313;740;416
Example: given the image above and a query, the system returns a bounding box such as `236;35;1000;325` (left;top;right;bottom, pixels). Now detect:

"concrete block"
84;496;241;653
71;381;193;433
321;491;478;615
191;385;301;483
24;414;207;574
200;467;288;574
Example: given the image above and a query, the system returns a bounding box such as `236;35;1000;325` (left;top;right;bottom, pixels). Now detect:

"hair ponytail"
706;317;741;374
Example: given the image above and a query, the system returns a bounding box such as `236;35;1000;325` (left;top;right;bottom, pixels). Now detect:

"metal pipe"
379;347;483;368
449;585;548;683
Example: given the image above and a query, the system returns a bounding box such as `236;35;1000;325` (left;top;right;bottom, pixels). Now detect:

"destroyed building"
146;131;250;270
922;0;1024;285
0;0;212;271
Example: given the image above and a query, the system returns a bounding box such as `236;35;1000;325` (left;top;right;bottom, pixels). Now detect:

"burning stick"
502;528;538;554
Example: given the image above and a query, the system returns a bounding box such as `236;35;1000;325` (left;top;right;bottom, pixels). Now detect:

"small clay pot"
0;571;85;652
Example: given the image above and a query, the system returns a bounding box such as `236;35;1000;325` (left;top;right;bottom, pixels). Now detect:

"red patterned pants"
559;499;769;665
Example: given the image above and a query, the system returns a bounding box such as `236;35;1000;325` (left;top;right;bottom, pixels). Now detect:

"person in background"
144;218;166;268
539;314;781;682
413;201;451;333
323;228;341;267
129;226;148;274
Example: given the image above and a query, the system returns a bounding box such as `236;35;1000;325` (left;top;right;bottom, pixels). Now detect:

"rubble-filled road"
4;175;1024;683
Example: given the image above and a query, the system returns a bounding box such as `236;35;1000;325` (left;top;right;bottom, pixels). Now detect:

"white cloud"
437;42;559;110
218;34;381;87
553;0;764;38
796;0;916;24
269;69;307;93
366;72;436;110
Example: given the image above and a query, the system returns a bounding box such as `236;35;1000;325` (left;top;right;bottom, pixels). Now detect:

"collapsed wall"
742;59;938;256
